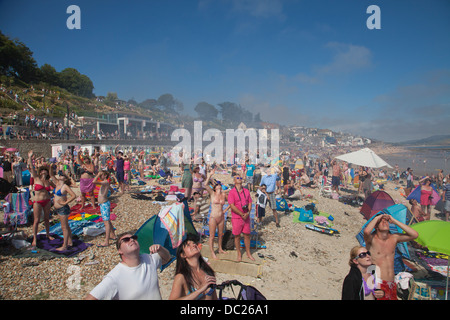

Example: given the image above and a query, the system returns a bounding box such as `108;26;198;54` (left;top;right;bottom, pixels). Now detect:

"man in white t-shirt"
85;232;171;300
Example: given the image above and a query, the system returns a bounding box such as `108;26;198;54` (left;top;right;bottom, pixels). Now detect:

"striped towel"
4;190;31;225
158;203;185;248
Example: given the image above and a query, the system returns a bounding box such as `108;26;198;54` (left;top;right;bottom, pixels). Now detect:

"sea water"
382;146;450;177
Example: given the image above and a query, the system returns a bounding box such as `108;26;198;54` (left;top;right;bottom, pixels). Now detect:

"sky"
0;0;449;143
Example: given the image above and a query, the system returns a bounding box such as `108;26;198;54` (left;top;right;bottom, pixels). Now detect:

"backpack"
216;280;266;300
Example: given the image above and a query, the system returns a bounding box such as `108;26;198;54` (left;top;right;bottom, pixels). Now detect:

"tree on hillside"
139;98;159;111
0;31;39;83
58;68;94;98
40;64;59;87
194;101;218;120
104;92;118;107
156;93;183;113
218;101;253;124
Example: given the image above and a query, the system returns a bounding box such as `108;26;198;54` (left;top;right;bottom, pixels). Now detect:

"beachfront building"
77;112;175;140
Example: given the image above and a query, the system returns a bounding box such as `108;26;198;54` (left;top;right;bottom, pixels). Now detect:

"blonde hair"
349;246;365;267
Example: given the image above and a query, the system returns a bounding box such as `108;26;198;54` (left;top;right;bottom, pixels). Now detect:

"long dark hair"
175;234;215;291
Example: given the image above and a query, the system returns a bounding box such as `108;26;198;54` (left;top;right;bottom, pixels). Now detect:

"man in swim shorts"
363;214;418;300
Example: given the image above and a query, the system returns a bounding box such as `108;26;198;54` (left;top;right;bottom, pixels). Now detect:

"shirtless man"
363;214;418;300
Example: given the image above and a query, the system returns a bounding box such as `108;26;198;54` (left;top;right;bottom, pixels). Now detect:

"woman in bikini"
28;150;55;248
169;235;217;300
50;166;77;251
192;166;206;196
78;151;96;208
205;169;230;259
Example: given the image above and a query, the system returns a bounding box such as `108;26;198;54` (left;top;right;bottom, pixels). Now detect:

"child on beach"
93;170;117;247
255;184;268;225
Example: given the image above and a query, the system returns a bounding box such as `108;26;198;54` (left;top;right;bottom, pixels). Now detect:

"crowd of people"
1;145;449;301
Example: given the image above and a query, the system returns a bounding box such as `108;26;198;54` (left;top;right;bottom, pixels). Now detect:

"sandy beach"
0;167;443;300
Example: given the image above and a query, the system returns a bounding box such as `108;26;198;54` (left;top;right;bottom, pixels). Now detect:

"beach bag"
298;207;313;222
222;230;235;250
216;280;266;300
304;203;318;214
408;280;431;300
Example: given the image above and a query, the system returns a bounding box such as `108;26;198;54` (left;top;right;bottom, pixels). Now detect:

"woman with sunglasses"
342;246;384;300
85;232;171;300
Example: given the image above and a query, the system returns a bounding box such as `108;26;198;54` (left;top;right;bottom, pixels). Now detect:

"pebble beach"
0;168;442;300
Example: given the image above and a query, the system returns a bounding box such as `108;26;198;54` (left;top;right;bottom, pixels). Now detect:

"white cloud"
293;42;373;84
316;42;373;75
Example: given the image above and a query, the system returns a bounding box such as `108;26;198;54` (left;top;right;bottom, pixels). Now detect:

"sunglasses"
119;235;138;246
235;177;242;180
355;251;371;259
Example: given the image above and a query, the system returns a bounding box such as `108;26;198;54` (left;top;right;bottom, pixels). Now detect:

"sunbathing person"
283;180;303;199
299;171;316;188
409;199;426;223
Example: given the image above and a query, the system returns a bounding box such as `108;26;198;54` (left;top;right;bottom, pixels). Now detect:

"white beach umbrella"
335;148;392;169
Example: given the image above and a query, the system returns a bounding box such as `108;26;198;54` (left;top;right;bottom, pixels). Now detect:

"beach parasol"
335;148;392;168
6;148;17;152
411;220;450;299
406;185;441;206
294;159;304;170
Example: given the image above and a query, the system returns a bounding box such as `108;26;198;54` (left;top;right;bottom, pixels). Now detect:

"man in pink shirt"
228;174;254;262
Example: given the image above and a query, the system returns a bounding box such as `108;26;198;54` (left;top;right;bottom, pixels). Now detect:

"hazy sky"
1;0;449;142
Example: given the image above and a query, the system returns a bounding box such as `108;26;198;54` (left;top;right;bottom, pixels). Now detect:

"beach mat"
292;210;334;227
201;244;263;278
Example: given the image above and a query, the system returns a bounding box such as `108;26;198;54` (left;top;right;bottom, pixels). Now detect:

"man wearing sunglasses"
85;232;171;300
363;214;418;300
228;173;254;262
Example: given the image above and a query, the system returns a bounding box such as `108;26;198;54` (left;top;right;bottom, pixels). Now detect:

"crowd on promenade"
1;144;449;301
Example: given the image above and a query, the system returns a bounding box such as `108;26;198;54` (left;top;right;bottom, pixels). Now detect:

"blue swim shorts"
100;201;111;221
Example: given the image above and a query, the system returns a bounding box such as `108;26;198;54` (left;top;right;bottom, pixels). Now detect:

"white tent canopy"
335;148;392;169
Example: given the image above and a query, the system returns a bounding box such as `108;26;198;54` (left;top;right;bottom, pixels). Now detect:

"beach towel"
43;219;98;237
4;190;31;225
158;203;185;248
28;233;92;257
